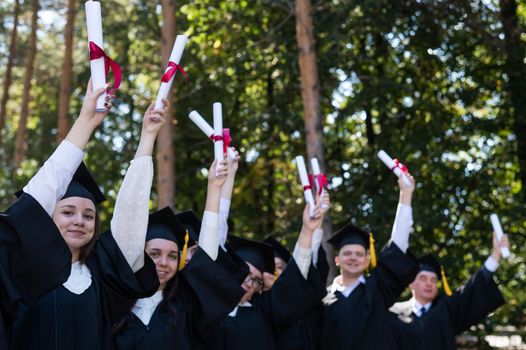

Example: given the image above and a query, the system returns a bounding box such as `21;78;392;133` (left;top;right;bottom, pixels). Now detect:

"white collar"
410;297;432;317
228;301;252;317
62;261;92;295
330;274;366;298
132;290;164;326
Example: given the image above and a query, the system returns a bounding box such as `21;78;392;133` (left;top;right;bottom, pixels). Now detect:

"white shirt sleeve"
311;228;323;267
390;204;413;253
292;243;312;280
198;211;219;261
23;140;85;216
110;156;153;273
484;256;499;273
218;198;231;249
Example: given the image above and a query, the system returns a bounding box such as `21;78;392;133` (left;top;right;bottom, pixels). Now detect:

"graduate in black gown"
200;200;328;350
113;159;246;350
389;233;507;350
10;97;169;349
319;175;419;350
264;191;331;350
0;80;111;350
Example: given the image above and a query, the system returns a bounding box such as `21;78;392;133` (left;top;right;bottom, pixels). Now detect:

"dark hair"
78;209;101;263
112;251;180;333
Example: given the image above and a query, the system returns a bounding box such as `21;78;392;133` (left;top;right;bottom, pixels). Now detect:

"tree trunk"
295;0;334;284
156;0;176;208
57;0;76;143
500;0;526;197
13;0;39;170
0;0;21;144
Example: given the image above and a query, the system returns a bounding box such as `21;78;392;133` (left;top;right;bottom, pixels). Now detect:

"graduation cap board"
263;237;292;263
174;210;201;270
229;235;275;274
146;207;187;248
328;223;377;268
175;210;201;243
16;162;106;205
418;254;453;296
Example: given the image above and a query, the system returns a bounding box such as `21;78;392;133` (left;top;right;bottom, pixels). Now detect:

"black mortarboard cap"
15;162;106;205
328;223;369;250
263;237;292;263
228;235;274;274
146;207;186;248
62;162;106;204
418;254;441;277
174;210;200;246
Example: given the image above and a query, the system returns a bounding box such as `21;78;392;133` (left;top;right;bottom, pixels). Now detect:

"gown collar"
132;290;164;326
62;261;92;295
330;274;366;298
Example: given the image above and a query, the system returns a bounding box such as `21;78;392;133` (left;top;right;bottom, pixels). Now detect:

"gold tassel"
178;230;190;271
274;268;279;281
441;266;453;296
369;232;377;268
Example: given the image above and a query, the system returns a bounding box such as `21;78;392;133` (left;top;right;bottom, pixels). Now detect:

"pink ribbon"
210;129;232;154
89;41;122;95
315;173;329;195
391;159;409;174
161;61;188;83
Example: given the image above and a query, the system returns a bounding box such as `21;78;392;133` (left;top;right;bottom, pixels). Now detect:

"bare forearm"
64;117;99;150
134;131;156;158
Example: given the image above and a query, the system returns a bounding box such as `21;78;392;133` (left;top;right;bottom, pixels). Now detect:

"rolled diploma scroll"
85;0;106;111
490;214;511;258
213;103;224;175
154;35;188;110
188;110;236;159
295;156;316;217
310;157;328;209
377;150;412;187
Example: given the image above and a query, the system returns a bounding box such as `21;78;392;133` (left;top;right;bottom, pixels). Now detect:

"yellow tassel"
178;230;190;271
369;232;377;269
274;268;279;281
441;266;453;296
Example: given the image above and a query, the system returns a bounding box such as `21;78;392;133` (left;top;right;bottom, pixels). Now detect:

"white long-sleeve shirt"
23;140;84;216
110;155;154;273
390;204;413;253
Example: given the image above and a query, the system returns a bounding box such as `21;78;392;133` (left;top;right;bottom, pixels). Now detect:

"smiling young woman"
9;93;169;350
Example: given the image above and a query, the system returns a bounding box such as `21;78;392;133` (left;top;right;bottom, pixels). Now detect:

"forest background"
0;0;525;346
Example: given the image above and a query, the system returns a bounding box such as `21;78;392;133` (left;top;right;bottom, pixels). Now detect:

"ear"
334;255;340;266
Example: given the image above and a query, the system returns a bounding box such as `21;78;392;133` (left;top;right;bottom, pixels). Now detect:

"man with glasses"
200;203;327;350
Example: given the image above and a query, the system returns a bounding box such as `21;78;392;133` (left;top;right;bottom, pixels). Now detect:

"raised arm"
218;148;240;248
24;79;111;216
110;100;168;272
293;201;323;279
312;191;330;266
198;159;228;260
389;173;415;253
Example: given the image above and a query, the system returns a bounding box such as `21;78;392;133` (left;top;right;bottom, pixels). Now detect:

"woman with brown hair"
10;89;168;349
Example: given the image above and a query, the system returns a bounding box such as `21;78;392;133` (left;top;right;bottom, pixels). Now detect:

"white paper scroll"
188;110;236;159
490;214;511;259
377;150;412;187
213;103;224;175
295;156;315;218
310;157;328;209
85;0;106;111
154;35;188;110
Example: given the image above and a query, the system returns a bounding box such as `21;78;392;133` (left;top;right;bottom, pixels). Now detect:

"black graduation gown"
113;248;245;350
0;193;72;350
201;258;327;350
389;266;505;350
275;245;330;350
319;242;418;350
10;230;159;350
